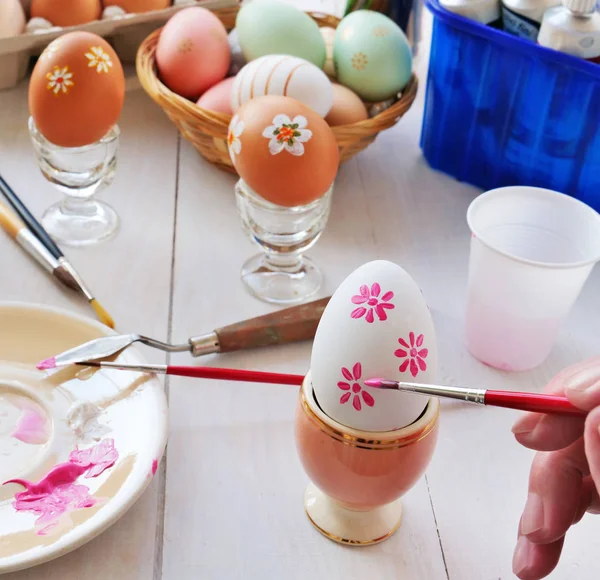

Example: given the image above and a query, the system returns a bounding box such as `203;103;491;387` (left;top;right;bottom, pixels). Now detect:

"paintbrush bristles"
90;299;115;329
0;201;23;239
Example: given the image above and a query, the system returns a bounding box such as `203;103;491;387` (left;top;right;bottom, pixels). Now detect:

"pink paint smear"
3;438;118;535
151;459;158;476
12;405;49;445
36;357;56;371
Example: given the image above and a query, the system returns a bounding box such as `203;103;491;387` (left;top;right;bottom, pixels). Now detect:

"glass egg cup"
28;118;120;247
235;178;333;305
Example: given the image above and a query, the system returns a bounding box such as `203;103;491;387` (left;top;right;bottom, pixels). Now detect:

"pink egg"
196;77;235;115
156;7;230;99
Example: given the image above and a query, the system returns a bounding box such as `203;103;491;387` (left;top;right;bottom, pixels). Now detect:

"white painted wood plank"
0;84;179;579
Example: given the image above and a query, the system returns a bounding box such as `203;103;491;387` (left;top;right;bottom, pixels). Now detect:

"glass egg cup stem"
28;118;120;247
235;179;333;305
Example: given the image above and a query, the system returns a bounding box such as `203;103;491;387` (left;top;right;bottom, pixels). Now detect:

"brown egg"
30;0;101;27
325;83;369;127
29;32;125;148
103;0;171;13
229;96;339;207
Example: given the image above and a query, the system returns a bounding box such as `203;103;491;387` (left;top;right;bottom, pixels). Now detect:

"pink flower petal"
381;291;394;302
340;392;351;404
417;334;424;347
353;394;362;411
375;304;388;321
352;362;362;380
417;356;427;372
351;295;368;304
366;309;375;323
341;367;353;381
379;302;395;310
418;348;429;359
362;391;375;407
409;332;415;347
395;349;408;358
398;337;410;348
338;382;351;391
410;358;419;377
360;285;369;297
399;359;410;373
371;283;381;297
352;383;361;393
351;307;367;319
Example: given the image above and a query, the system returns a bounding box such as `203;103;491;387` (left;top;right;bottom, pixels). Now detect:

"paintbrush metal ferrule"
366;379;487;405
399;383;487;405
15;228;59;273
76;361;168;374
55;258;93;299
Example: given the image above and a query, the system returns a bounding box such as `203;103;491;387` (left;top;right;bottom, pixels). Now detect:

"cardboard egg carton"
0;0;239;91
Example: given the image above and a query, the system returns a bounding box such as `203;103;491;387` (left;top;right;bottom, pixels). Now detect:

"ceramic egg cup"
295;373;439;545
235;179;332;305
29;119;120;247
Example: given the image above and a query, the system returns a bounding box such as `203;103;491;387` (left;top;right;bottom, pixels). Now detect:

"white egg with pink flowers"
310;260;437;432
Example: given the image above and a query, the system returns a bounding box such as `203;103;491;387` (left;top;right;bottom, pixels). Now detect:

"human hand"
511;356;600;579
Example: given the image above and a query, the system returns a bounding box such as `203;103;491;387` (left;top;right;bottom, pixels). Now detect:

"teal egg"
236;0;326;68
333;10;412;102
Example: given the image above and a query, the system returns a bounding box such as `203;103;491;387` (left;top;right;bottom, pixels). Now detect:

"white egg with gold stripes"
230;54;333;117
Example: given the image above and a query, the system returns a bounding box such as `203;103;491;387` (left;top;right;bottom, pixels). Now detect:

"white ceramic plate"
0;302;168;574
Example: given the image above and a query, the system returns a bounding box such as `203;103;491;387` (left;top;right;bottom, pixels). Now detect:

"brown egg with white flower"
227;95;339;207
29;31;125;148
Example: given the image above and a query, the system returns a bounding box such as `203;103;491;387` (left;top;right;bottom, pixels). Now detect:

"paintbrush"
74;361;305;385
363;379;586;417
0;175;113;328
37;296;331;370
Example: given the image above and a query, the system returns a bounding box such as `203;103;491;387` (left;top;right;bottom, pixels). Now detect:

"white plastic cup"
465;186;600;372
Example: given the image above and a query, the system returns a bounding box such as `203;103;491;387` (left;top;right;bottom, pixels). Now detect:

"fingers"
584;406;600;509
563;358;600;411
513;535;564;580
572;476;600;523
512;356;600;451
520;438;588;544
512;414;585;451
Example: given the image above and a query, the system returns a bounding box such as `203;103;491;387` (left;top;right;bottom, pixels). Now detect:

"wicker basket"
136;8;418;174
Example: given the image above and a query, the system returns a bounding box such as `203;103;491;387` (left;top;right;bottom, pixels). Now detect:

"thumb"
563;356;600;411
584;407;600;500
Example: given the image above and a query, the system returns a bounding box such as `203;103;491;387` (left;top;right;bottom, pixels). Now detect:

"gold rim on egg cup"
300;373;439;450
135;9;419;174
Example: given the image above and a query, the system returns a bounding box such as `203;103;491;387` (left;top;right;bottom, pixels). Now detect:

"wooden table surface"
1;1;599;579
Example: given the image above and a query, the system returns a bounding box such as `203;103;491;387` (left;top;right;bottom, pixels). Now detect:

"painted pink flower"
395;332;428;377
337;362;375;411
351;283;395;323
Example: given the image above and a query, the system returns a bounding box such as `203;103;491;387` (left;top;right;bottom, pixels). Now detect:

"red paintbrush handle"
166;366;305;386
485;390;586;417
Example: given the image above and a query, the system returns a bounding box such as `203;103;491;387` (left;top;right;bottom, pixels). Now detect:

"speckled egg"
334;10;412;102
236;0;326;68
228;95;339;207
311;260;437;432
29;32;125;147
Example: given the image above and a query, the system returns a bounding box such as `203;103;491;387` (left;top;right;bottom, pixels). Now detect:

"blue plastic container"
420;0;600;211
